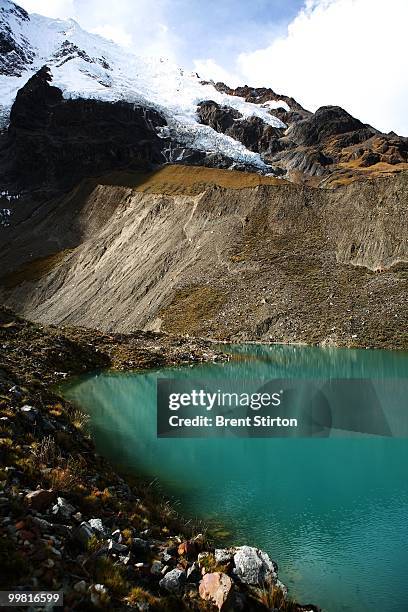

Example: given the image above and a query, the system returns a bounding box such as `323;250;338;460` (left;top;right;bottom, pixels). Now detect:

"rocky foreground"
0;308;319;611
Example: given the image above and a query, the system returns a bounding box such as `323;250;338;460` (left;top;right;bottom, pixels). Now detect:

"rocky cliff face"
198;96;408;186
0;1;33;76
0;66;168;196
1;165;407;349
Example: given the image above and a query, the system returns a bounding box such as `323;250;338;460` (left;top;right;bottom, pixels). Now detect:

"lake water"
62;344;408;612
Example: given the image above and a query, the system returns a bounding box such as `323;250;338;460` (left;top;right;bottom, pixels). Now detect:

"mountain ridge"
1;0;407;197
0;0;407;352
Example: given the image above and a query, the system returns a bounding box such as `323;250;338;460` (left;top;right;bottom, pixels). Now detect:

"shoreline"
212;336;408;352
0;307;319;611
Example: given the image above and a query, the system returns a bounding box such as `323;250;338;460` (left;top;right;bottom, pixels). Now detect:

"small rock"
151;560;163;575
159;568;186;594
162;551;175;564
19;529;35;542
110;528;122;542
73;521;94;548
108;539;128;554
9;385;22;397
178;540;196;557
73;580;87;593
215;548;234;565
89;583;109;607
186;562;201;583
52;523;72;537
89;518;108;537
32;517;53;532
25;489;56;512
20;405;38;423
52;497;75;520
233;546;277;586
140;528;151;537
132;537;150;553
199;572;234;611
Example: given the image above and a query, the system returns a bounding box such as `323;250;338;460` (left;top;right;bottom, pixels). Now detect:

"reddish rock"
19;529;35;541
178;540;196;558
199;572;234;611
25;489;56;511
15;520;25;530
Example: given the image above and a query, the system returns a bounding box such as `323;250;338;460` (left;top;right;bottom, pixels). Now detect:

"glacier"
0;0;288;170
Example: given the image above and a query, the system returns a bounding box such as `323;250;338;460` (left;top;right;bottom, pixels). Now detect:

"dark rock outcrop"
166;141;276;175
197;100;284;156
197;100;241;132
197;97;408;184
207;82;309;117
0;66;168;193
285;105;374;146
52;40;110;71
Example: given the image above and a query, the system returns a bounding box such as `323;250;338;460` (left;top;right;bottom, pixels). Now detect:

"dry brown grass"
31;435;60;467
160;285;225;335
94;558;128;597
324;161;408;188
65;405;90;431
133;164;285;195
125;587;161;608
49;466;78;490
96;164;284;196
30;436;86;490
339;160;408;172
255;584;298;611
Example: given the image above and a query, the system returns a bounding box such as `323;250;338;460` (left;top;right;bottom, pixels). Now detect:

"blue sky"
162;0;304;73
17;0;408;135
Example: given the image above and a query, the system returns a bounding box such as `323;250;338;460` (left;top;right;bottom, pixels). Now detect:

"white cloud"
237;0;408;135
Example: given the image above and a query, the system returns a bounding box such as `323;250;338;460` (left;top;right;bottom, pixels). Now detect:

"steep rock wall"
0;166;407;349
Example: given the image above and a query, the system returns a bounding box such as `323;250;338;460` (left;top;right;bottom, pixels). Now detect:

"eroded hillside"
1;165;407;349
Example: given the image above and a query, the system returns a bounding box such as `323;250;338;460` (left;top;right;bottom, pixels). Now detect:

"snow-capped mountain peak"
0;0;290;169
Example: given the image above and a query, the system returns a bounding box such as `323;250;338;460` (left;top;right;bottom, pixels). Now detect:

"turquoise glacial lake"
63;344;408;612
